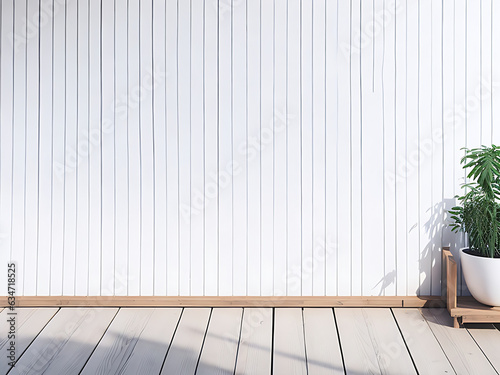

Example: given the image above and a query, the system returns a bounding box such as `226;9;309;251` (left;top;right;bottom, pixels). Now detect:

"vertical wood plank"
11;0;27;295
232;0;248;296
336;0;352;296
75;0;90;296
165;0;179;296
273;0;287;296
405;0;420;296
190;0;204;296
88;0;102;296
260;0;274;296
311;0;326;296
246;0;261;296
382;0;397;297
0;0;15;296
127;0;141;296
178;0;191;296
286;0;301;297
139;0;154;296
350;0;362;296
360;0;385;297
204;0;218;296
325;0;338;296
24;0;40;296
152;0;167;296
394;0;408;297
114;0;129;296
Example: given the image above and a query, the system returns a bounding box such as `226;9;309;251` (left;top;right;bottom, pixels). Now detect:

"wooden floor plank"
273;308;307;375
160;308;211;375
9;308;117;375
421;308;497;375
393;308;454;374
335;308;416;375
303;308;344;375
466;323;500;372
0;308;58;374
234;308;273;375
80;308;182;375
196;308;243;374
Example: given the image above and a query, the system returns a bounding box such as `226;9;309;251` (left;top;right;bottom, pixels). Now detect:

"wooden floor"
2;307;500;374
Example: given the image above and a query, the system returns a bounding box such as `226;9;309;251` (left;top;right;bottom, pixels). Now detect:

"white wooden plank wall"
0;0;497;297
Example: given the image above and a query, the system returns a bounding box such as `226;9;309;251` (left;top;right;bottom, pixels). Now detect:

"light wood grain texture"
273;308;307;375
160;308;211;374
303;308;344;375
10;308;117;375
234;308;273;375
467;324;500;372
421;308;497;375
393;308;454;374
336;308;416;375
196;308;243;374
80;308;181;375
0;296;444;307
0;308;58;374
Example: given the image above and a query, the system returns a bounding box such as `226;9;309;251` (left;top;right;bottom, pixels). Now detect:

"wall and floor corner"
0;0;498;299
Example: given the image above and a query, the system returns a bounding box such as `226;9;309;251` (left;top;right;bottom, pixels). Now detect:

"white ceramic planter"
461;248;500;306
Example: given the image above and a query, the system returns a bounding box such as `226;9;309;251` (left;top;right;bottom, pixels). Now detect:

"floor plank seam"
158;307;185;374
270;308;275;375
231;308;245;374
5;308;61;375
300;308;309;375
390;308;420;375
418;309;458;375
465;327;500;375
76;307;121;375
193;307;213;374
331;308;347;375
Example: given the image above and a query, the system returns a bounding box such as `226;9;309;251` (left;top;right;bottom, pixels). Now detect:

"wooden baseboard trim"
1;296;445;308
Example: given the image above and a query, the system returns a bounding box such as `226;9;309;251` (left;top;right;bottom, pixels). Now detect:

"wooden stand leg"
453;317;459;329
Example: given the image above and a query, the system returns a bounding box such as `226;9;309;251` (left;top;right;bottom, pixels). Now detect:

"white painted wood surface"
196;308;243;374
81;308;181;375
0;308;58;374
0;0;494;297
335;308;416;375
160;308;211;374
10;308;117;375
392;308;454;374
234;308;273;375
421;308;497;375
273;308;307;375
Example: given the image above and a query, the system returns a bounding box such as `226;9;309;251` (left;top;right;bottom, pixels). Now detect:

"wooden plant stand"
442;247;500;328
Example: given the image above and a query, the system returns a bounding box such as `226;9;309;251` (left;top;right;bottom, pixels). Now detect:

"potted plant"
449;145;500;306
